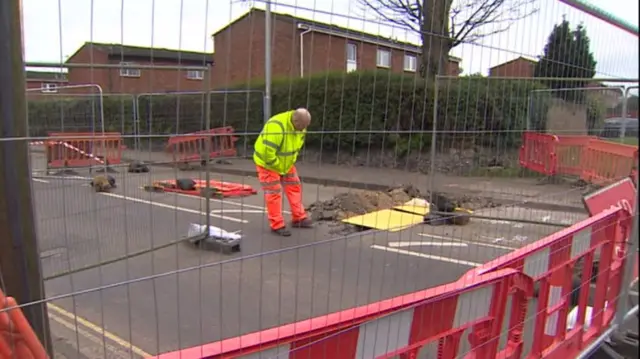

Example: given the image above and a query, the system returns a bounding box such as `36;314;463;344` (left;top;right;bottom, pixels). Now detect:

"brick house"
488;56;536;78
65;42;214;94
211;7;462;87
25;71;68;93
489;56;621;108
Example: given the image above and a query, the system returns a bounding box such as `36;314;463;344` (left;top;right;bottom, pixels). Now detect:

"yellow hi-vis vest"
253;110;306;174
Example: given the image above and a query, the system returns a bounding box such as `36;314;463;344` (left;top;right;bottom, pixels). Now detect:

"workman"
254;108;314;236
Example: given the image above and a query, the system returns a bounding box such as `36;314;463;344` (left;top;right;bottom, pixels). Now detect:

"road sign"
582;177;636;216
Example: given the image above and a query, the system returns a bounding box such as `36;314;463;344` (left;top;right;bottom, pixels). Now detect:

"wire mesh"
0;0;637;358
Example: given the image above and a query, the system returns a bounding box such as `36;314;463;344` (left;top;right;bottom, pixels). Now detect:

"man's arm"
259;121;284;167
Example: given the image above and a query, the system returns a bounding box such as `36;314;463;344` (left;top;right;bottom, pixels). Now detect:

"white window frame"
376;48;391;68
404;54;417;72
41;82;58;93
346;43;357;72
186;70;204;80
119;62;141;78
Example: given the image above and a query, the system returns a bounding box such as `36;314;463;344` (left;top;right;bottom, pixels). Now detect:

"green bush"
26;71;546;153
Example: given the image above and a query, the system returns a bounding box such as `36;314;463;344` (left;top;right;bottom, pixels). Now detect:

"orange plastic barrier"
45;132;124;171
150;269;533;359
149;179;256;198
554;135;595;177
465;205;632;358
166;127;239;168
0;291;49;359
519;132;559;176
520;133;638;184
579;139;638;185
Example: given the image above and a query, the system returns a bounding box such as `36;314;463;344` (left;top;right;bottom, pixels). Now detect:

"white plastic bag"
187;223;242;241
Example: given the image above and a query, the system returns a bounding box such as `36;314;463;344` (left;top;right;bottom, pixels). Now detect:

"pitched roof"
25;71;68;81
489;56;538;70
213;7;462;62
68;42;214;64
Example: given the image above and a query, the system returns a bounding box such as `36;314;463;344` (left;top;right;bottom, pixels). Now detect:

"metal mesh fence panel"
0;0;637;358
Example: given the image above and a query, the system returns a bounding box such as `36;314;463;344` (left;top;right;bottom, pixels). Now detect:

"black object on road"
127;161;150;173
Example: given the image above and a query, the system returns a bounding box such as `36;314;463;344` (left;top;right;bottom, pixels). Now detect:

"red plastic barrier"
520;133;638;184
579;139;638;185
45;132;124;171
519;132;559;176
166;127;239;168
0;291;49;359
554;135;595;177
149;269;533;359
464;205;632;358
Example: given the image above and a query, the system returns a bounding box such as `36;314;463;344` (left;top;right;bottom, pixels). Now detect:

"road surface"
30;167;588;358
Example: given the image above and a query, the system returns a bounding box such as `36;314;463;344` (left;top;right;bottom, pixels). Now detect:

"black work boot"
271;227;292;237
291;218;314;228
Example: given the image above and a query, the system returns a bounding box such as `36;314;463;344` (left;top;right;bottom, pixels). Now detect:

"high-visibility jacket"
253;110;306;174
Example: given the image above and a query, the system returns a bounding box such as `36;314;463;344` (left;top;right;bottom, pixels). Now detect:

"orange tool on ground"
145;179;257;198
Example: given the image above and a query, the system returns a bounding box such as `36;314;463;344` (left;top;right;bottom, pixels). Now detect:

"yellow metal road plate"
342;209;424;232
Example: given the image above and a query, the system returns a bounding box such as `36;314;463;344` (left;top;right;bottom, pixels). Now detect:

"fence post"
264;0;272;122
613;172;639;327
0;0;53;355
428;76;440;204
620;87;629;138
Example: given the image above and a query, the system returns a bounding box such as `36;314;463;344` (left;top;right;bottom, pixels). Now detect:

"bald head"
292;108;311;131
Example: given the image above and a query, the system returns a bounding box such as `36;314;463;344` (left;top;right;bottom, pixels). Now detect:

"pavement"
28;149;628;358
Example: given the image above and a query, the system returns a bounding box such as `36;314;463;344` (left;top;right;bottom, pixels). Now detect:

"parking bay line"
101;192;248;223
388;241;468;248
418;233;518;251
47;303;150;358
370;245;482;267
136;186;292;215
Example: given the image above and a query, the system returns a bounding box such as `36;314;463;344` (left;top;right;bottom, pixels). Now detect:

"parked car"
600;117;638;138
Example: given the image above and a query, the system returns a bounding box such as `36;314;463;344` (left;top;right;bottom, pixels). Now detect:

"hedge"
26;71;549;153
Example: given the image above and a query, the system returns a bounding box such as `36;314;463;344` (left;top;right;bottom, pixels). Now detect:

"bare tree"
360;0;538;77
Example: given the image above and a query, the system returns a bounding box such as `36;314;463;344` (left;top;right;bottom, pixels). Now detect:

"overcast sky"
22;0;638;82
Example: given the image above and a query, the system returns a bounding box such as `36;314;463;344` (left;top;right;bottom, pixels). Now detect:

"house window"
404;54;417;72
119;62;141;77
41;82;58;93
346;43;357;72
186;70;204;80
376;49;391;68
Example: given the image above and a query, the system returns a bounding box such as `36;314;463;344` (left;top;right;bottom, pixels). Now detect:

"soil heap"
306;184;497;223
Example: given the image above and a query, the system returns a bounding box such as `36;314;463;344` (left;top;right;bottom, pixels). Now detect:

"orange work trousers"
256;165;307;230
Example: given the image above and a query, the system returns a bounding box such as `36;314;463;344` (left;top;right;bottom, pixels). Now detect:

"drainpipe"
297;24;312;78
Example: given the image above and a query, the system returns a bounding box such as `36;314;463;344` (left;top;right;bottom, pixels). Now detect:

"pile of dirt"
306;184;498;223
305;185;416;222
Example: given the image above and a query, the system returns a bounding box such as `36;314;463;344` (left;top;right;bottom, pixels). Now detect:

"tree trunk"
420;0;453;79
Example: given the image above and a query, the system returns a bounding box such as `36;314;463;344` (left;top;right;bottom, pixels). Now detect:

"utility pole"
0;0;53;355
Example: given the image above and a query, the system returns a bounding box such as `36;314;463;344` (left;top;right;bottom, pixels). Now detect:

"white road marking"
32;178;49;183
418;233;516;251
388;241;468;248
370;245;481;267
136;186;292;214
100;192;248;223
210;209;266;214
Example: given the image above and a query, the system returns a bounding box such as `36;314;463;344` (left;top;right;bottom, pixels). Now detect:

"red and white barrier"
150;269;532;359
56;141;105;165
146;199;633;359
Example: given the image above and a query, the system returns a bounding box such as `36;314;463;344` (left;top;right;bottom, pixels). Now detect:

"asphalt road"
28;167;607;358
